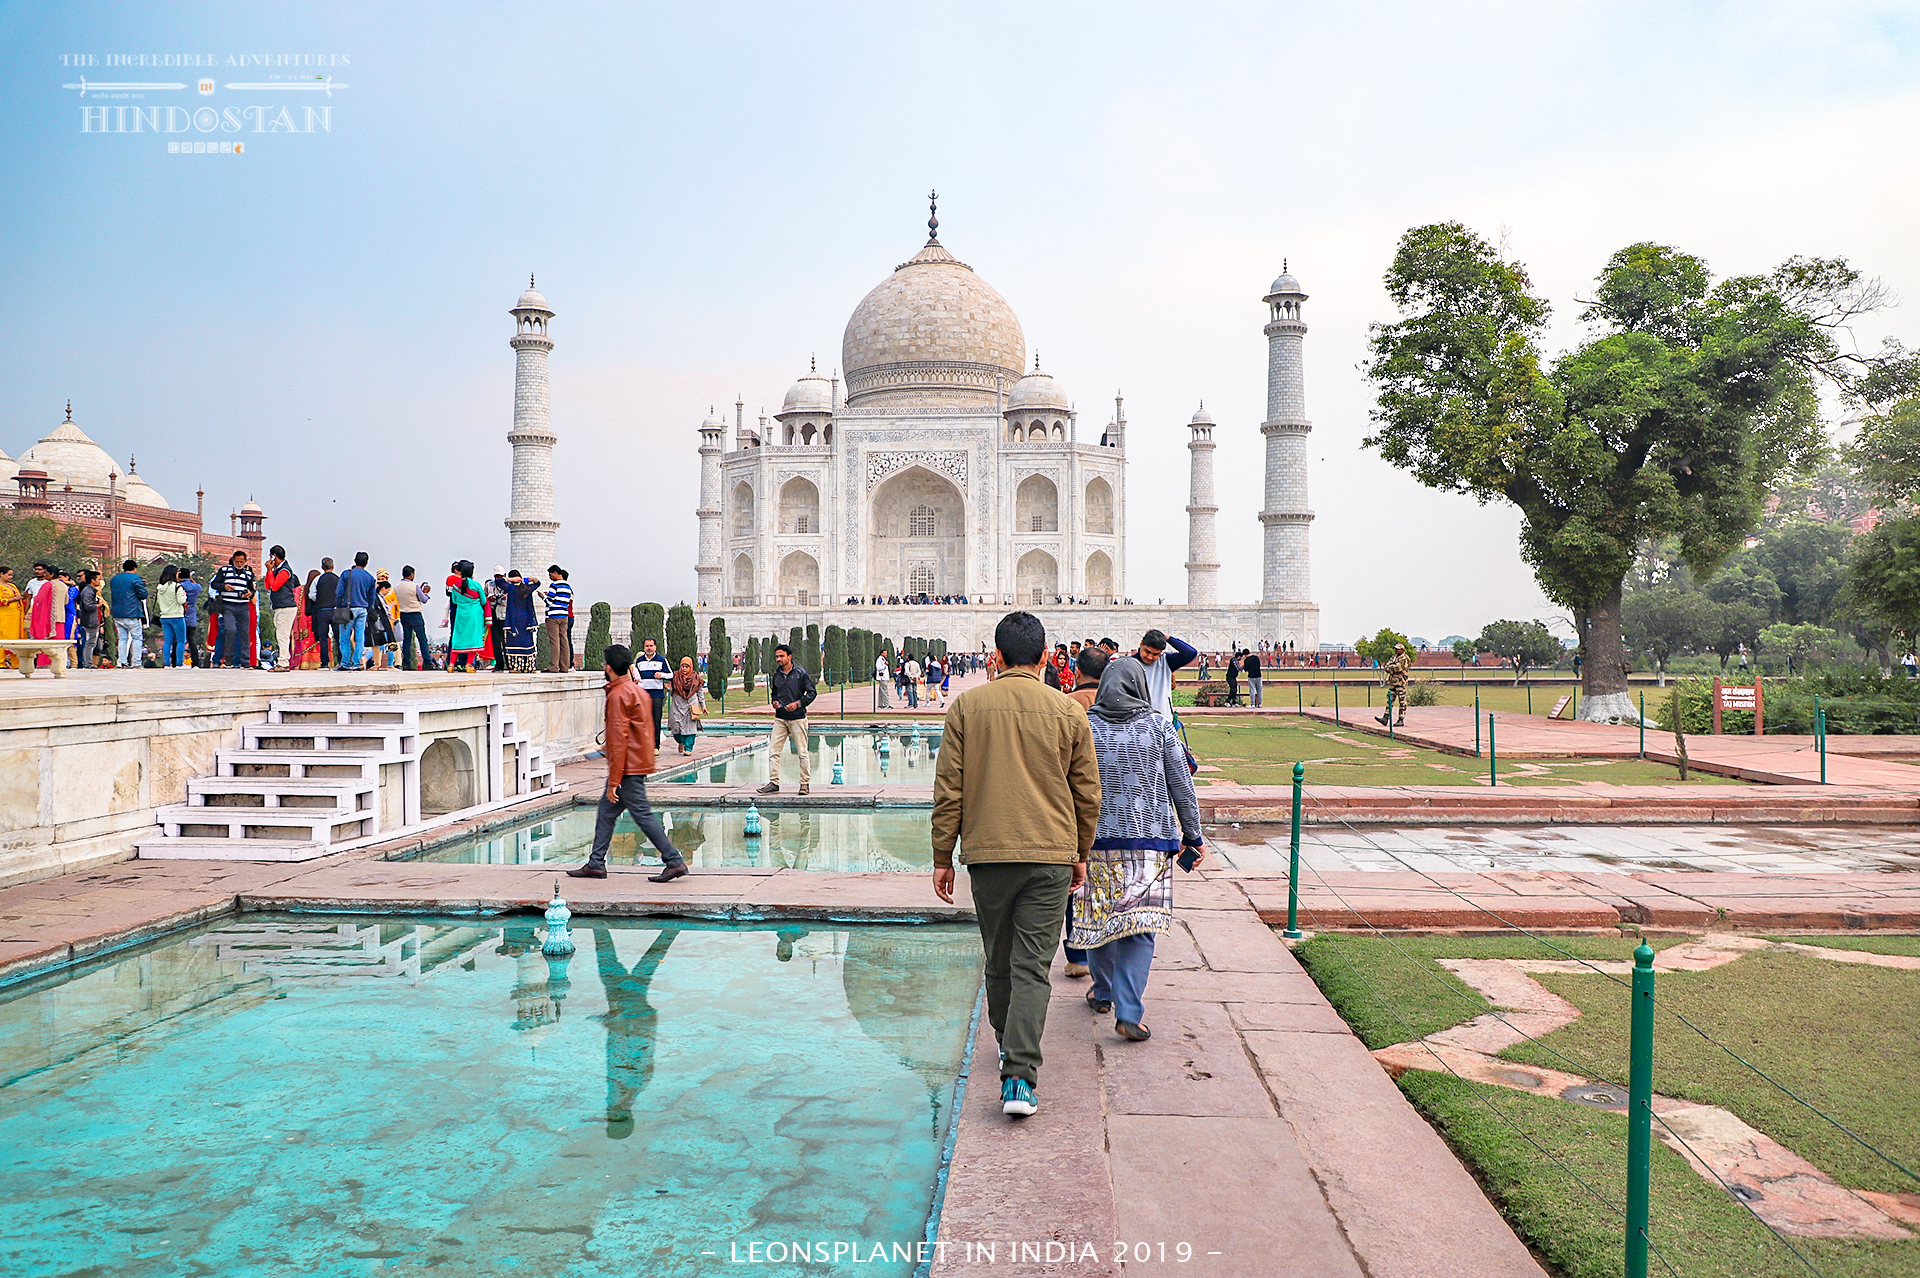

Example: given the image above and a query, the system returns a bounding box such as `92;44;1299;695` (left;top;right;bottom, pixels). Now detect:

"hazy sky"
4;2;1917;642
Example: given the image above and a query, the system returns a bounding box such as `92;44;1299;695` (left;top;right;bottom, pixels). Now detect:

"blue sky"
4;2;1918;640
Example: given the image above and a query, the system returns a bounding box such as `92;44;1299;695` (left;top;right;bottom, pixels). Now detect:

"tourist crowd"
0;546;579;675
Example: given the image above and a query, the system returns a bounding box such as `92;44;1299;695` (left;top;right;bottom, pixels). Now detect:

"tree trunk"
1577;579;1641;722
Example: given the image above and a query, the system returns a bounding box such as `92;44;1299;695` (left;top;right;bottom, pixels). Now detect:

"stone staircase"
138;694;559;862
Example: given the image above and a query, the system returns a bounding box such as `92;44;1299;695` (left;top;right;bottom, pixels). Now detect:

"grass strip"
1401;1070;1919;1278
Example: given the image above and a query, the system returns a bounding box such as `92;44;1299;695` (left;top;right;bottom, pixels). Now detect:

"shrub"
583;602;611;670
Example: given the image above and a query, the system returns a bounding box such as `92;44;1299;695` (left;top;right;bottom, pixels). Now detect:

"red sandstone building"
2;405;264;563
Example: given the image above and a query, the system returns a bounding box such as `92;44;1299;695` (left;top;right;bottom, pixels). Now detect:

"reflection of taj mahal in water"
676;197;1321;653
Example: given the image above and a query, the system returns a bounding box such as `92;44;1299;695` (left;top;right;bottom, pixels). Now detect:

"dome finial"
927;189;939;242
1033;351;1040;372
1283;258;1288;274
64;400;72;421
128;454;137;473
810;353;817;374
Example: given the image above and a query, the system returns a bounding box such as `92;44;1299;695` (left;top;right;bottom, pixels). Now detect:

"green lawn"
1510;949;1920;1196
1182;718;1739;787
1297;931;1920;1278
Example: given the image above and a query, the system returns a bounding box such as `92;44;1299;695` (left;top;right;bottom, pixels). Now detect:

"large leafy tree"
0;511;96;575
1474;618;1561;684
1365;223;1905;721
1750;520;1850;626
1622;586;1713;686
1845;516;1920;657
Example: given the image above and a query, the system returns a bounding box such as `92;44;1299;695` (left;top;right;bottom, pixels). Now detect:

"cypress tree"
640;602;666;651
805;623;821;682
629;605;647;655
707;616;731;702
742;636;758;694
824;625;846;685
666;603;697;668
584;601;611;670
789;626;803;672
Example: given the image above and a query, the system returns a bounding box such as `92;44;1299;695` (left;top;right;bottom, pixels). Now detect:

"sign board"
1549;695;1572;719
1711;678;1765;735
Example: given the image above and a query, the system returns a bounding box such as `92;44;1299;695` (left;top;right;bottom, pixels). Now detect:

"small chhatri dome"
1190;401;1214;425
515;273;551;312
1007;352;1070;413
1268;259;1303;296
780;359;835;416
701;405;723;429
240;498;263;514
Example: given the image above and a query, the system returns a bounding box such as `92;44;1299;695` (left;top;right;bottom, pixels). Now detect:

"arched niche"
1085;550;1114;603
1085;477;1114;535
731;481;755;538
778;551;819;606
870;466;965;598
780;476;819;535
1016;474;1058;534
1016;550;1058;605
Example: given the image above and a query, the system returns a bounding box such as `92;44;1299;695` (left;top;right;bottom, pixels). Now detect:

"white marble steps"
186;774;377;810
138;690;564;862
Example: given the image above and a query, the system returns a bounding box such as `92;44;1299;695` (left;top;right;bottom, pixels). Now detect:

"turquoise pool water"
417;806;935;872
656;728;942;786
1;915;982;1277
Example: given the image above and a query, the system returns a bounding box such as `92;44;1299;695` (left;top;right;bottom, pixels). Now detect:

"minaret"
695;409;725;606
1106;390;1127;450
506;276;559;572
1185;403;1219;606
1259;264;1312;604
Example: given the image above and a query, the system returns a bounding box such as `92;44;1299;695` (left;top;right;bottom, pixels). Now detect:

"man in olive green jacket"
933;611;1100;1116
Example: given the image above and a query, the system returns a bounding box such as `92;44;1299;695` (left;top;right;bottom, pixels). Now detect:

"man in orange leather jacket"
569;643;689;882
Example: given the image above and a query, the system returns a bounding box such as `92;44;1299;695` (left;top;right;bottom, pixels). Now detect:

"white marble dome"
19;418;123;492
118;470;170;509
515;280;551;312
1007;361;1070;412
780;373;834;416
1268;271;1303;296
841;239;1025;406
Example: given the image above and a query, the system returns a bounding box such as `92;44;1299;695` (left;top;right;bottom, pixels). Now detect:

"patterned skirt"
1068;838;1175;950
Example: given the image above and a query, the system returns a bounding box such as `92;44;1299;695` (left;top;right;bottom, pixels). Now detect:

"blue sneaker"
1001;1076;1037;1117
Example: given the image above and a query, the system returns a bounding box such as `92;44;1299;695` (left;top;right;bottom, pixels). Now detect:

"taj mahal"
506;198;1321;653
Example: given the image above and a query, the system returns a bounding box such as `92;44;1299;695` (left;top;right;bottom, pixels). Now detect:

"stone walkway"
1371;935;1920;1240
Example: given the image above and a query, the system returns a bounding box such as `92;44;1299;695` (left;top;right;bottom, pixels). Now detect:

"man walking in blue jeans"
336;552;378;670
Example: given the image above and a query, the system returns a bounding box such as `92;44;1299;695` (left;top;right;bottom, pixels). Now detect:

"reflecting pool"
656;728;942;786
417;806;935;872
0;915;982;1277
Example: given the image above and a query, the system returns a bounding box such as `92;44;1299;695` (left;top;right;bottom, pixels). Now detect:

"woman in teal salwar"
445;559;490;672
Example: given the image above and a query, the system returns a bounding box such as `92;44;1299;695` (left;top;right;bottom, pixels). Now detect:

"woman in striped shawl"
1069;656;1203;1041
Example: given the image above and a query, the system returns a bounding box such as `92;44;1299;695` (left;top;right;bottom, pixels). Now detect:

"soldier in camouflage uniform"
1375;642;1413;728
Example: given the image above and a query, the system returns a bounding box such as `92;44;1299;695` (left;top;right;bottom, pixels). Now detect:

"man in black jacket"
311;558;338;668
759;643;816;796
207;551;257;668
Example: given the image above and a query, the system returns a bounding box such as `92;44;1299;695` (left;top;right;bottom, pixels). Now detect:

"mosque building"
1;403;265;563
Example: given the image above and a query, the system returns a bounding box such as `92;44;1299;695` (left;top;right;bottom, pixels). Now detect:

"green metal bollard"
1297;681;1303;716
1638;692;1645;759
1333;680;1340;725
1474;687;1482;757
1284;761;1304;939
1487;714;1497;786
1625;941;1656;1278
1818;705;1827;785
1526;680;1533;715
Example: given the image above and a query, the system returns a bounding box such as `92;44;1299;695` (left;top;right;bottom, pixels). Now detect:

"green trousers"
967;861;1075;1087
